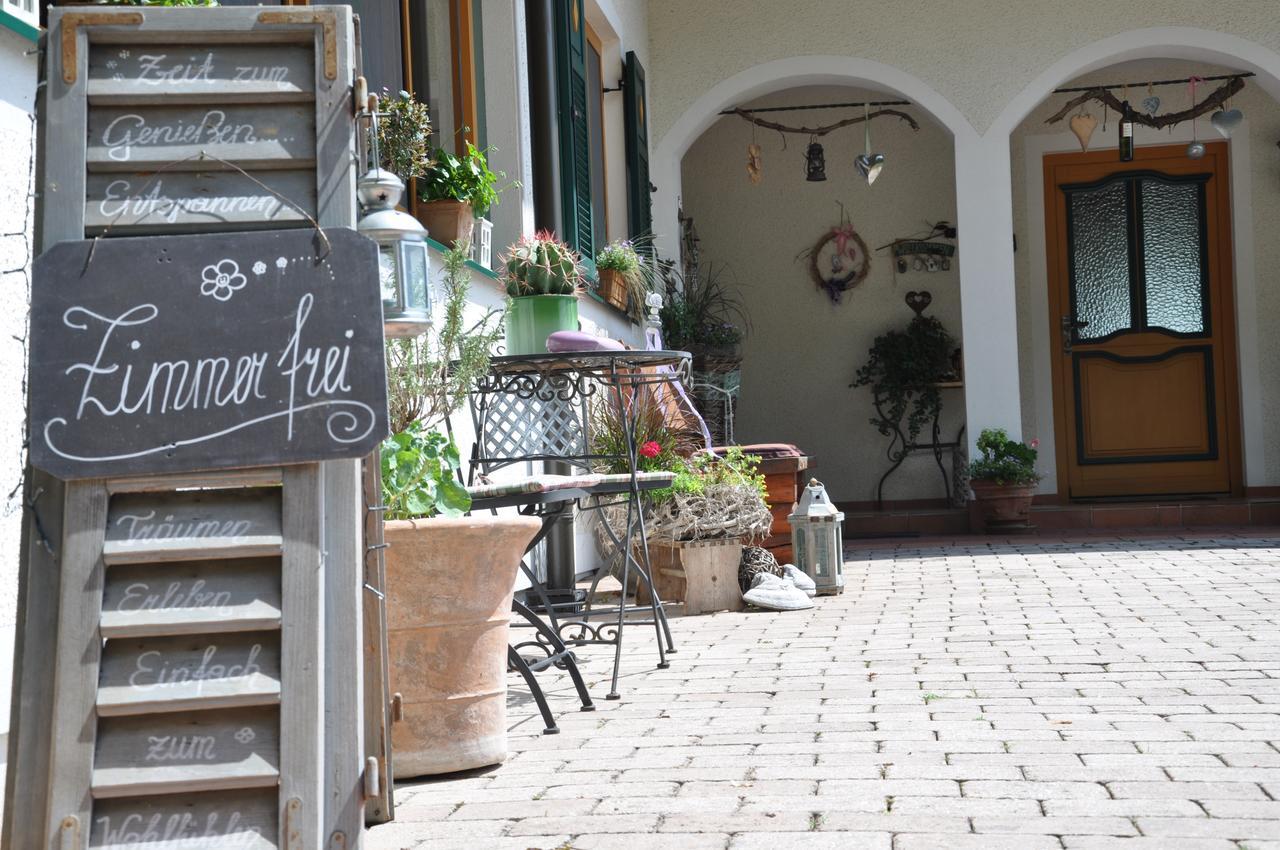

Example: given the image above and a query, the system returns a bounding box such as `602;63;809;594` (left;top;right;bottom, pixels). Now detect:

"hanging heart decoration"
905;290;933;316
1069;113;1098;152
1210;108;1243;138
1141;95;1161;115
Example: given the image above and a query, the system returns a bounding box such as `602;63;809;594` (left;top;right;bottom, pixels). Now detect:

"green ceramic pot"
505;295;579;355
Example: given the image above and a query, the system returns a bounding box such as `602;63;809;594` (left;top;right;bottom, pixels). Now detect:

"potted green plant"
374;90;433;185
380;244;540;778
502;231;584;355
852;314;957;444
417;140;507;247
968;428;1041;532
659;263;748;369
595;238;655;318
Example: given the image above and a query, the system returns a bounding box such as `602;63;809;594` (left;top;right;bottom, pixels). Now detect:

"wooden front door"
1044;142;1241;499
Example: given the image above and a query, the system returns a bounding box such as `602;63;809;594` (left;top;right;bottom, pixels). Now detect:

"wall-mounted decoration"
1069;112;1098;152
722;98;918;184
905;290;933;315
1211;107;1243;138
877;221;957;278
797;213;870;303
1047;72;1250;136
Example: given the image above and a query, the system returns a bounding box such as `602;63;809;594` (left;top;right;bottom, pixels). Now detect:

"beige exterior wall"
646;0;1280;141
680;85;962;503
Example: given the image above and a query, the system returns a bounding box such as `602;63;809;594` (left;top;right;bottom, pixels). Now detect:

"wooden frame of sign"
6;7;388;849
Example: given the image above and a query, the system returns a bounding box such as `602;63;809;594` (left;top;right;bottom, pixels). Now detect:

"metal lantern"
789;478;845;595
804;140;827;182
357;167;431;337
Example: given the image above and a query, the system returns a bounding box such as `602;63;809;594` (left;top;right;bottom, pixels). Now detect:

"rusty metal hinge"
257;9;338;80
59;11;143;84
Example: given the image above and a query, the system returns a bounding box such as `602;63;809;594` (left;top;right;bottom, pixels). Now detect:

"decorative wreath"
803;224;870;303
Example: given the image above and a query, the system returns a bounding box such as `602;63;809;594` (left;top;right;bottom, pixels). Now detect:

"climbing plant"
852;315;956;442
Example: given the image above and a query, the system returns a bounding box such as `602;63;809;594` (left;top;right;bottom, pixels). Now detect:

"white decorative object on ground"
742;572;813;611
781;563;817;598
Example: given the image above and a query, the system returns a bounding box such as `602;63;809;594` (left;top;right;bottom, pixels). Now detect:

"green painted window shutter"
623;50;652;239
554;0;594;259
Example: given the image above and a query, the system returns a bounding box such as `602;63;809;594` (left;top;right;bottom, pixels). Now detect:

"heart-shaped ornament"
1141;95;1161;115
905;290;932;316
1210;108;1243;138
1069;113;1098;152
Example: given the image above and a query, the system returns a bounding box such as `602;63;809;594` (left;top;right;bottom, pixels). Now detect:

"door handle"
1061;316;1089;353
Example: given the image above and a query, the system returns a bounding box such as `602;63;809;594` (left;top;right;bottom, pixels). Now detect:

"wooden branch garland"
1045;75;1245;129
733;107;920;136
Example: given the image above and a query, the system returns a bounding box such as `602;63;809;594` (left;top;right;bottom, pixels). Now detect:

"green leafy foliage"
419;141;510;216
660;263;747;349
502;231;585;297
596;240;641;273
852;315;956;442
375;90;433;181
380;422;471;520
968;427;1040;485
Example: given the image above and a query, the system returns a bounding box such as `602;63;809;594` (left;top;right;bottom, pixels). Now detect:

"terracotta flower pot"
384;514;540;778
415;199;475;247
596;268;629;312
969;479;1037;532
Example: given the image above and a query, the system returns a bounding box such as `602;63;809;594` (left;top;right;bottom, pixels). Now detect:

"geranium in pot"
502;231;584;355
595;238;655;319
968;427;1041;532
380;244;540;778
417;140;507;247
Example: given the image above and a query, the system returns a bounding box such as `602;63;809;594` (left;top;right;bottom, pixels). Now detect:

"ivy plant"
852;315;956;442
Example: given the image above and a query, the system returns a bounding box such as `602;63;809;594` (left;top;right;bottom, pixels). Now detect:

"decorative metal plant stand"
468;350;691;700
874;382;966;510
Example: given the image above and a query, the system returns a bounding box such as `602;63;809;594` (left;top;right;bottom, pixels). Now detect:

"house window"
408;0;486;154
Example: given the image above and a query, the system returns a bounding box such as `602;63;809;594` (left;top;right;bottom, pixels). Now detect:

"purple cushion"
546;330;626;352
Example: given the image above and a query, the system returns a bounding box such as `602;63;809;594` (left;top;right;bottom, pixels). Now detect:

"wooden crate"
641;540;745;616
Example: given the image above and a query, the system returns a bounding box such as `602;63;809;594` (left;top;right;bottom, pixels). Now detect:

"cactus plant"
502;231;584;298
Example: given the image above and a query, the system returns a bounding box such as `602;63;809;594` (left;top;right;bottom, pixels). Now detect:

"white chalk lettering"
145;734;218;763
94;811;261;849
101;110;261;162
128;643;263;691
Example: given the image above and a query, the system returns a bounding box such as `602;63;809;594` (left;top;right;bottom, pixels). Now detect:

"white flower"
200;259;247;302
118;49;130;59
275;256;289;270
252;261;267;276
105;60;117;70
112;73;124;82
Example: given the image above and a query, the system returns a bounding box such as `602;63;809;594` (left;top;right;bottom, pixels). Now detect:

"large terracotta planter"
415;199;475;247
384;515;540;778
969;480;1037;532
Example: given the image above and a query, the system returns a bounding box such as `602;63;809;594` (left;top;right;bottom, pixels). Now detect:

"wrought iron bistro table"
467;350;692;700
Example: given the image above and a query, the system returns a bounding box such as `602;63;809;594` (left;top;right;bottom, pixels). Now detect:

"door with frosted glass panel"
1044;142;1240;498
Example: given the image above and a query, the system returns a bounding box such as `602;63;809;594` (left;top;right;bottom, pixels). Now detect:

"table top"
487;349;691;375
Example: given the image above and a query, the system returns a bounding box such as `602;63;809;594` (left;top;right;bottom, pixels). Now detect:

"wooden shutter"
623;50;652;239
553;0;593;258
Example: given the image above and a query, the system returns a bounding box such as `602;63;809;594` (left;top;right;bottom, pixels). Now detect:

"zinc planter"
384;514;540;778
415;199;475;247
969;480;1037;532
505;294;580;355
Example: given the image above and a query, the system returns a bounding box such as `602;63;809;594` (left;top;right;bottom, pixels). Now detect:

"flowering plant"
639;440;662;459
596;240;641;273
968;428;1040;486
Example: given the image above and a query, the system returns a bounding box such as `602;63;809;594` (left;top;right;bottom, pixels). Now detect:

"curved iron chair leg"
511;597;595;713
509;645;558;735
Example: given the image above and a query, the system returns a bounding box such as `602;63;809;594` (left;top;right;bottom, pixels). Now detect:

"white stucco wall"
680;85;962;504
0;24;36;746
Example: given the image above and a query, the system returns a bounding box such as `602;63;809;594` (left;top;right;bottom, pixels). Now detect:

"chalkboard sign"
29;227;389;479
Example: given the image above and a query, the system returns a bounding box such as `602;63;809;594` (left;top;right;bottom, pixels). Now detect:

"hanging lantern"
804;139;827;182
357;167;431;337
788;478;845;595
855;103;885;185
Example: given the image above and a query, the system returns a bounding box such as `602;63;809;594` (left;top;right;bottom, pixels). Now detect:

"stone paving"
368;532;1280;850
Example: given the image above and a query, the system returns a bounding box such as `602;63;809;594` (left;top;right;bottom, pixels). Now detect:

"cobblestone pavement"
368;532;1280;850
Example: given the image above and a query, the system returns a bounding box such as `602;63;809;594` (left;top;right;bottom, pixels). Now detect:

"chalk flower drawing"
200;259;248;302
105;59;117;70
275;256;289;270
252;260;267;276
235;727;256;744
118;49;130;59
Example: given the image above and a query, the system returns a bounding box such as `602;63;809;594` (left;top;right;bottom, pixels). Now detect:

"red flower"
1029;438;1040;449
639;440;662;459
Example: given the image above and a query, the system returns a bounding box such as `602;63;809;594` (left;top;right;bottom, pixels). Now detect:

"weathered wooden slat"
107;468;284;494
87;103;316;171
97;632;281;716
93;706;279;798
279;464;322;850
89;788;279;850
88;43;315;104
104;489;283;565
101;558;282;638
361;454;394;824
85;169;316;234
42;481;111;848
